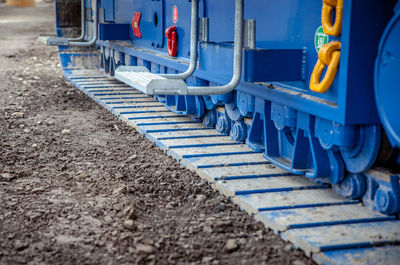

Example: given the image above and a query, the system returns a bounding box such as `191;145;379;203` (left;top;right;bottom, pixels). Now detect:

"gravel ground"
0;3;315;265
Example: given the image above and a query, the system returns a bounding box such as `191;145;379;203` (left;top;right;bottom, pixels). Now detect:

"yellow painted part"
318;41;341;65
310;51;341;93
323;0;337;6
321;0;343;36
6;0;36;7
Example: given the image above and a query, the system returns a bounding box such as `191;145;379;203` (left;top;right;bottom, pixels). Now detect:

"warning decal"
314;26;329;52
173;5;178;23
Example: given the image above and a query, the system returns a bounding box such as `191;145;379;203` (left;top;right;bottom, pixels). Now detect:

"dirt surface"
0;3;315;265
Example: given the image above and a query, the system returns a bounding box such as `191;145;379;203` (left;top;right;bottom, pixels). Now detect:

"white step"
38;35;69;46
115;66;188;95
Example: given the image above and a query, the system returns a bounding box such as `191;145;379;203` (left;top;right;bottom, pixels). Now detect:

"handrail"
159;0;199;79
68;0;98;47
180;0;244;95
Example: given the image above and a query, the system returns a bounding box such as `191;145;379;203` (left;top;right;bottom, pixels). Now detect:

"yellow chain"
321;0;343;36
310;42;341;93
310;0;343;93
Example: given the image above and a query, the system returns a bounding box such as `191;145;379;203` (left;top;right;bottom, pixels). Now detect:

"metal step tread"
64;68;400;265
115;66;187;95
38;35;68;46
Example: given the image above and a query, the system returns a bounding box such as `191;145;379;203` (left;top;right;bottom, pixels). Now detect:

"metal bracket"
99;8;105;24
199;17;209;42
244;19;256;49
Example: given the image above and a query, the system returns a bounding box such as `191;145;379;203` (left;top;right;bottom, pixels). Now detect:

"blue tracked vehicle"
41;0;400;263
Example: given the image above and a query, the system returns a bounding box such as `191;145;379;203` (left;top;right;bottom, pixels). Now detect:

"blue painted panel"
199;43;303;82
101;0;114;22
243;49;303;82
114;0;134;22
199;42;234;80
99;23;130;40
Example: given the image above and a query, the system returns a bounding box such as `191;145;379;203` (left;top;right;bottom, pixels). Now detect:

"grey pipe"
69;0;86;41
68;0;98;47
184;0;244;95
159;0;199;79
